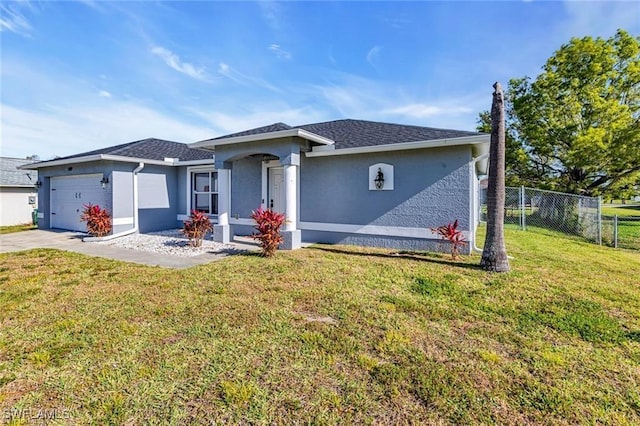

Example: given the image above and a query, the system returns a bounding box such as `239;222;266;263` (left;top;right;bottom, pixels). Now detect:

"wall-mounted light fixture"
35;180;42;189
100;176;109;189
374;167;385;190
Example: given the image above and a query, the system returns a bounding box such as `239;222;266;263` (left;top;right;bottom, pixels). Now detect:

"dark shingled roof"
212;122;293;140
213;119;482;149
35;138;213;165
0;157;38;187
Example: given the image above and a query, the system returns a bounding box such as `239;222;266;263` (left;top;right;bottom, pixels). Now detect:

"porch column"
214;168;231;244
281;153;301;250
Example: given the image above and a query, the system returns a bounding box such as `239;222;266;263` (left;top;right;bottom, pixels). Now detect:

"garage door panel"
51;174;109;232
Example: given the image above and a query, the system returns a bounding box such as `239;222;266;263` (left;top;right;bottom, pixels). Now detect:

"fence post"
614;215;618;248
520;186;526;231
597;196;602;245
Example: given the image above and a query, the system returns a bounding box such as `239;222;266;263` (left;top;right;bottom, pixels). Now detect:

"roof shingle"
212;119;482;149
34;138;213;166
0;157;38;187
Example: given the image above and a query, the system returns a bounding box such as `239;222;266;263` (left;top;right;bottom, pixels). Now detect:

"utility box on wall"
368;163;394;191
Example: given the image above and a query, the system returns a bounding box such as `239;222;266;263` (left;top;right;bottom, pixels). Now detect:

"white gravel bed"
92;229;232;257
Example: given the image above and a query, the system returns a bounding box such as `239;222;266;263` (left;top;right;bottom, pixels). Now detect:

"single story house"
0;157;38;226
22;119;489;253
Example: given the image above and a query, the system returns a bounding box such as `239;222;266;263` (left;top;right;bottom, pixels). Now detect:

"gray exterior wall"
137;165;178;233
299;146;473;253
33;160;178;234
230;157;262;219
33;160;112;230
176;166;189;218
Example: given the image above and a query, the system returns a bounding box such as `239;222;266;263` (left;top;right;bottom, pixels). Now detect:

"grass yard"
601;205;640;250
601;204;640;217
0;224;37;235
1;227;639;424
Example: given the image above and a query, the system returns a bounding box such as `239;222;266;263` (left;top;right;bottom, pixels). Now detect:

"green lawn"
0;224;37;235
601;204;640;217
1;228;639;424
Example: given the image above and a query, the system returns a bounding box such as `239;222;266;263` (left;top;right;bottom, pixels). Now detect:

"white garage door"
51;174;108;232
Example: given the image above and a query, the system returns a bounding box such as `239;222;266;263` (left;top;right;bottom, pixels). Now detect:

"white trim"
261;159;281;210
176;159;216;166
305;135;490;157
299;221;471;240
190;128;335;149
19;154;214;170
186;165;217;216
112;217;134;226
132;163;144;232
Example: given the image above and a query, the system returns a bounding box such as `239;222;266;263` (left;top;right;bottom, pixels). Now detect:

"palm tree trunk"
481;82;510;272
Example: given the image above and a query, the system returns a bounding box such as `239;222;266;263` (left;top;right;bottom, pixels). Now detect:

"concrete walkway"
0;229;260;269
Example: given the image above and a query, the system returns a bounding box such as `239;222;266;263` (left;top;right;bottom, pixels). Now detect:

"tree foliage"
478;30;640;199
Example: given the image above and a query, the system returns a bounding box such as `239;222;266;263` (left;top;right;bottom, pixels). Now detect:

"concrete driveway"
0;229;258;269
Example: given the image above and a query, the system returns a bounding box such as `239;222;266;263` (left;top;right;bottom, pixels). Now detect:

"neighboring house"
0;157;38;226
22;119;490;253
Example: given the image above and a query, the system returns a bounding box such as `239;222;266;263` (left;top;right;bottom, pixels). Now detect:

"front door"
268;167;285;213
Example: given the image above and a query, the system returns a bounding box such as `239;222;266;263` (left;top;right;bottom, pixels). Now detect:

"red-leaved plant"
80;203;112;237
251;207;285;257
430;219;467;260
182;210;213;247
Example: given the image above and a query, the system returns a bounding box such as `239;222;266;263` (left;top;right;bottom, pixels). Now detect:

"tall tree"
478;30;640;199
481;82;510;273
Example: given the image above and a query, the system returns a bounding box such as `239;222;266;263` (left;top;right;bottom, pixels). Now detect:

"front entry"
268;167;285;213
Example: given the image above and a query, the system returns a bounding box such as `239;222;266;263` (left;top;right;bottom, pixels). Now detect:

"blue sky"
1;1;638;160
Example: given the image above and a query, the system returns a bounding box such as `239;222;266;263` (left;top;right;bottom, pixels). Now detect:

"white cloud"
561;1;639;39
383;103;472;119
259;1;282;32
311;72;485;130
188;105;328;135
1;102;214;159
0;1;34;37
150;45;209;81
98;90;112;98
366;45;382;68
268;44;291;60
218;62;280;92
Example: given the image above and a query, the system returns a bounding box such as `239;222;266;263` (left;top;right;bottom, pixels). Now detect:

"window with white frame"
191;171;218;215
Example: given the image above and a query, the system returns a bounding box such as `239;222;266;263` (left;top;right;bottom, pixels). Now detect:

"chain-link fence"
480;186;640;250
602;215;640;250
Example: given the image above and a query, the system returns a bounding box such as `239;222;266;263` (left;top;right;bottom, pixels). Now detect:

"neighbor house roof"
21;138;214;170
0;157;38;187
194;118;485;151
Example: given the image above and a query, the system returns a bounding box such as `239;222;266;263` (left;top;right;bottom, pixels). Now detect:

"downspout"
132;162;145;232
83;162;145;242
471;153;489;253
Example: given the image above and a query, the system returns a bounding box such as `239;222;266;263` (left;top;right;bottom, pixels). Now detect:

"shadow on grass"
309;245;483;270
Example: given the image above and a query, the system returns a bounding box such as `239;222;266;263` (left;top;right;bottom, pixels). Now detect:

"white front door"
268;167;285;213
50;174;108;232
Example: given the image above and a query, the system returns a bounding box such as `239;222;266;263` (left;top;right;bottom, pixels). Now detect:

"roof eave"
190;128;335;150
18;154;214;169
305;134;490;157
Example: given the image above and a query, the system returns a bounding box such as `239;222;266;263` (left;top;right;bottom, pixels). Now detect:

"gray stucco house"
1;157;38;226
22;119;489;253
